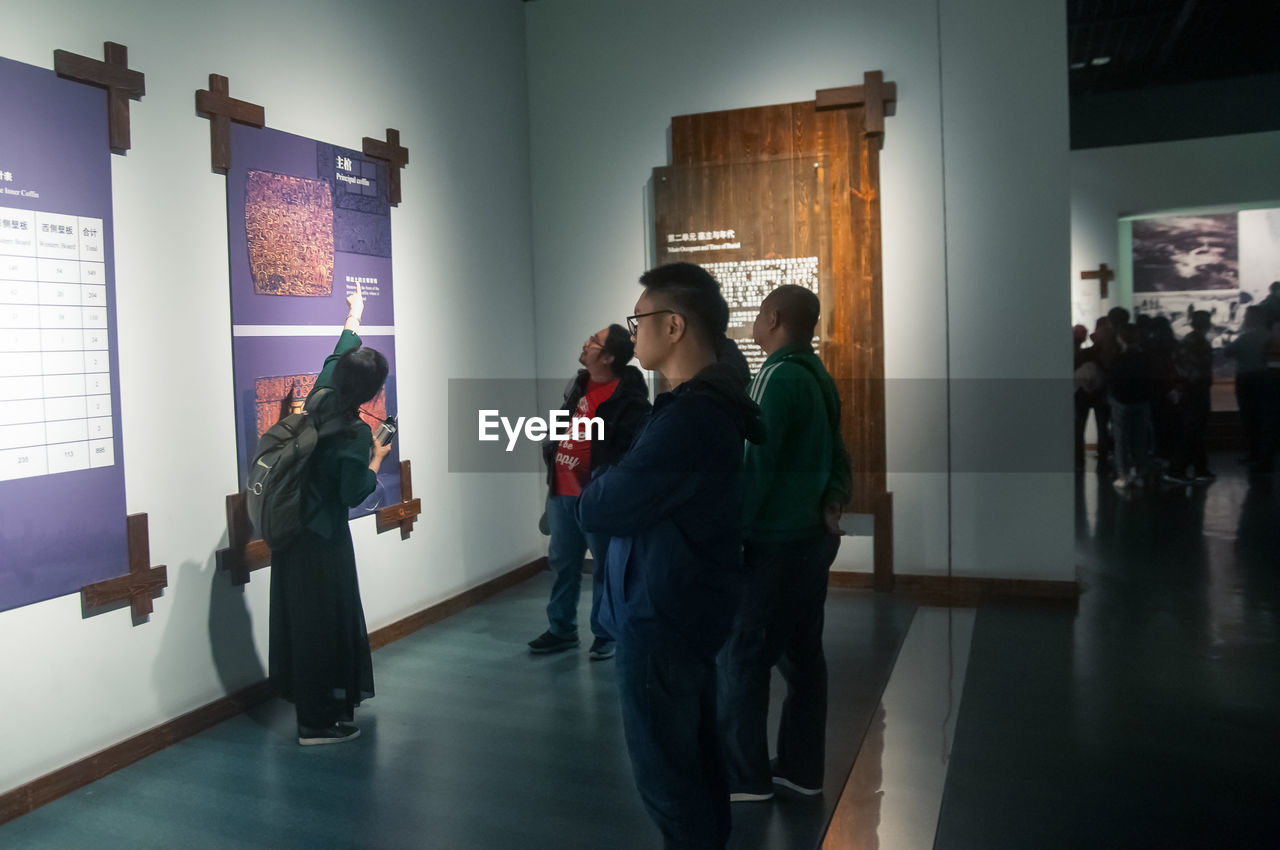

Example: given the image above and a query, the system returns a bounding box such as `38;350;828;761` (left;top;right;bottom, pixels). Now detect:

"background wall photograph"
1128;205;1280;387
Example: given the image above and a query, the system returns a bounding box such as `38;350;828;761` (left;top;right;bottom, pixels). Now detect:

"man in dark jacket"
718;285;851;802
1109;323;1156;489
579;262;763;850
1166;310;1215;484
529;324;650;659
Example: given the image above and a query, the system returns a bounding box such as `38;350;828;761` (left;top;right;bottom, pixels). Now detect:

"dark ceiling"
1067;0;1280;94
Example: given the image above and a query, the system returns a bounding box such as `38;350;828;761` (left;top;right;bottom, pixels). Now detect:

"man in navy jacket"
579;263;763;850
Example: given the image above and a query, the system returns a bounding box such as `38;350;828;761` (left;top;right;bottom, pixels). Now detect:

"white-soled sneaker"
772;775;822;796
298;723;361;746
729;790;774;802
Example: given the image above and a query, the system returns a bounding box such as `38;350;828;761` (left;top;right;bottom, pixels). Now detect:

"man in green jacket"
718;284;852;801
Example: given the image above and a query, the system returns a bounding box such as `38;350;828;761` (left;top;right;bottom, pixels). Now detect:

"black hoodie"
578;360;764;657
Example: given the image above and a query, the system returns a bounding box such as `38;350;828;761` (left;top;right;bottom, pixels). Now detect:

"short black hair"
1190;309;1211;331
332;345;389;415
638;262;728;347
766;284;820;344
602;323;634;376
1107;306;1131;328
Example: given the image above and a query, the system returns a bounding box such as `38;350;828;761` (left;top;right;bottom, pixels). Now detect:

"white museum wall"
0;0;543;794
525;0;1072;579
1071;130;1280;329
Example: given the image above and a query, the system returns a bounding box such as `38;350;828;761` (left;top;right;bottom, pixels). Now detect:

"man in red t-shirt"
530;324;650;658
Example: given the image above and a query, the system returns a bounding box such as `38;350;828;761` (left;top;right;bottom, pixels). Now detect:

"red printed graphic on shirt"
553;378;617;497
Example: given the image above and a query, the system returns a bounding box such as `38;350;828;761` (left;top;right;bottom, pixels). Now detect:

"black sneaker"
588;637;616;660
298;723;360;746
528;630;579;654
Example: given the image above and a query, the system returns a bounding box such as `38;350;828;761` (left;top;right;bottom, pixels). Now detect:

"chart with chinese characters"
1;210;114;480
706;256;820;371
0;54;129;613
653;157;831;372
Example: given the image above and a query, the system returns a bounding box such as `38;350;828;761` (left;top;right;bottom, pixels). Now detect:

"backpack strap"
302;386;351;439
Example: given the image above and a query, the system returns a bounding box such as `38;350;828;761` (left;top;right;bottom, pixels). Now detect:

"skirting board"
830;571;1080;609
0;556;549;826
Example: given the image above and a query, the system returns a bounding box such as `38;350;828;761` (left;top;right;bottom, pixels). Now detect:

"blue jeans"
1110;399;1152;476
717;533;839;792
617;630;730;850
546;494;609;640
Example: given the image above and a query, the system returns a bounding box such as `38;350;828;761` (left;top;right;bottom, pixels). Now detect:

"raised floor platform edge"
830;571;1080;609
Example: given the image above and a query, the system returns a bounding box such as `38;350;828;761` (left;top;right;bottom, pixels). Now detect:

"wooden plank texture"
669;95;887;515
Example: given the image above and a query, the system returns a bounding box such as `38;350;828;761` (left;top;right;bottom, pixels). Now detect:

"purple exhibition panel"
0;56;129;612
225;124;400;515
230;333;400;516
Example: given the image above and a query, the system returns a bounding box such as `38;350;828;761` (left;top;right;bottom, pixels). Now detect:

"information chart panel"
226;125;400;517
0;56;128;612
653;157;832;372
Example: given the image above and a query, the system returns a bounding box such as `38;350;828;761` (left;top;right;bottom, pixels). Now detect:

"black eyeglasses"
626;310;679;336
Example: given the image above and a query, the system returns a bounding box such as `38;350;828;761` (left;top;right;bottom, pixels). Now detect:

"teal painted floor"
2;572;914;849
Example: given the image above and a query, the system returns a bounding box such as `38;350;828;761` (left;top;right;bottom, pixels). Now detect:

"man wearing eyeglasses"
529;324;650;659
579;263;764;850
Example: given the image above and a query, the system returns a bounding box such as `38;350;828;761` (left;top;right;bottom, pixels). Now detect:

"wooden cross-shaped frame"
219;459;421;585
196;74;266;174
80;514;167;622
376;459;422;538
53;42;145;154
1081;263;1114;300
363;128;409;206
219;492;272;586
815;70;898;148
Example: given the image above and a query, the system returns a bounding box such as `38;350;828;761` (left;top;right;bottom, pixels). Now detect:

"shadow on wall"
148;541;265;721
207;541;265;696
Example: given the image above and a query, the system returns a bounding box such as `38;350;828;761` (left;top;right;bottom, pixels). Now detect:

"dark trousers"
1236;372;1266;462
1260;370;1280;468
1073;390;1090;471
1075;389;1111;469
1173;385;1211;476
1151;392;1178;465
616;630;729;850
717;533;839;792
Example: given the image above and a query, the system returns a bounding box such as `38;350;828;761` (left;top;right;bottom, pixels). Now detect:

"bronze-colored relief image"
255;373;387;439
245;170;334;297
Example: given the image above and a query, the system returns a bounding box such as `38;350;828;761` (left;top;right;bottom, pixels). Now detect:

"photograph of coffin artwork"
244;170;334;296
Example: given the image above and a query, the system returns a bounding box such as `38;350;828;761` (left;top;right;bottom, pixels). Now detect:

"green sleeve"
741;367;803;529
824;427;853;508
336;422;378;507
816;367;852;508
315;329;363;391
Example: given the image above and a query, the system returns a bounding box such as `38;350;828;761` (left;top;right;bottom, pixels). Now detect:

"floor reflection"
824;608;975;850
932;453;1280;848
